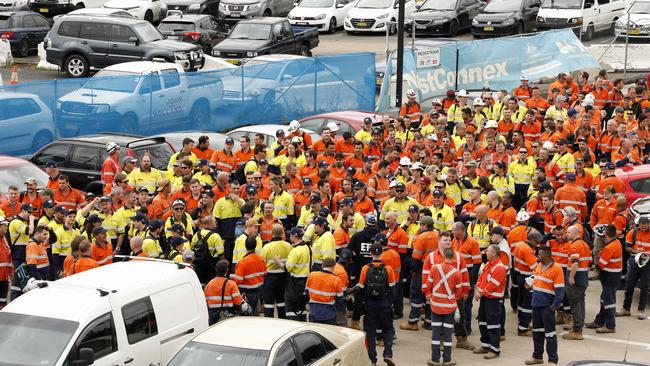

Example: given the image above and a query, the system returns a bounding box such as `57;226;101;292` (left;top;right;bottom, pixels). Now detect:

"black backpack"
193;230;216;264
365;264;389;300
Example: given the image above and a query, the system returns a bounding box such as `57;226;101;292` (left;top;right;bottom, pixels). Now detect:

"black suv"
29;133;175;194
44;15;205;77
158;13;228;54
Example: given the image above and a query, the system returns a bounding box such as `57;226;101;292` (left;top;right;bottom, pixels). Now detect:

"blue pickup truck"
212;17;319;65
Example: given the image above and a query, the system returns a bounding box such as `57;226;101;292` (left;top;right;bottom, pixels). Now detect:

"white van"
0;260;209;366
536;0;625;40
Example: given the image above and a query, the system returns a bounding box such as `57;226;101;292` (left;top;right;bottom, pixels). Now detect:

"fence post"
241;65;245;103
313;59;318;114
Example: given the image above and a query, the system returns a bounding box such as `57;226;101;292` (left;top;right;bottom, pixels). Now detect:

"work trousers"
532;306;558;364
364;306;394;364
478;297;502;354
566;285;587;332
592;235;606;266
510;270;519;311
513;183;529;211
0;281;7;305
263;273;287;318
431;312;455;363
465;266;479;332
594;282;617;330
517;274;533;332
242;288;260;316
401;252;411;298
285;277;307;321
408;267;431;325
623;257;649;312
453;299;468;337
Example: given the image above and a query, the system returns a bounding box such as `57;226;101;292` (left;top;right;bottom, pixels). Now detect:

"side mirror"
584;1;593;8
129;36;139;45
71;348;94;366
415;4;421;9
336;3;344;7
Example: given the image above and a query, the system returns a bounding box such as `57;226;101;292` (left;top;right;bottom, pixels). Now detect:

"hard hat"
399;156;412;166
473;98;485;106
636;252;650;268
520;73;529;81
582;94;595;107
406;89;417;98
457;89;469;98
516;210;530;222
288;120;300;132
485;120;498;129
542;141;554;150
326;121;340;132
106;142;119;154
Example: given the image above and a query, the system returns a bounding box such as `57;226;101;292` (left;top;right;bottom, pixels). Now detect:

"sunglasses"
254;177;262;180
181;167;191;170
174;207;184;211
395;189;405;193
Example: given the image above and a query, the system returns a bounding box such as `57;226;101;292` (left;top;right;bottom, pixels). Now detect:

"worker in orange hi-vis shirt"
101;142;122;196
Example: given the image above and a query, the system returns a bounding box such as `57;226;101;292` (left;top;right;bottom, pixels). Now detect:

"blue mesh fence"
0;52;376;156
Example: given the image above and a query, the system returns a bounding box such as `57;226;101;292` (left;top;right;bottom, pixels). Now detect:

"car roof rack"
113;255;191;270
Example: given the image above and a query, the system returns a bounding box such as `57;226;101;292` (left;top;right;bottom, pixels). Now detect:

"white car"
288;0;357;32
0;92;56;154
616;0;650;39
227;123;320;147
344;0;417;34
166;317;372;366
52;7;136;22
103;0;167;22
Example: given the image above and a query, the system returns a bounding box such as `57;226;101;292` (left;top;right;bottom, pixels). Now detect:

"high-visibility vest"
306;270;344;305
91;242;113;266
425;263;462;314
26;240;48;268
233;252;266;289
205;277;243;309
512;241;537;276
261;239;292;273
598;239;623;273
452;235;481;269
385;226;409;254
422;250;470;296
626;228;650;254
547;239;569;269
476;259;507;299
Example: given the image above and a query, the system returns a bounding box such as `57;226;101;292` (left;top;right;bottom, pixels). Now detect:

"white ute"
0;260;209;366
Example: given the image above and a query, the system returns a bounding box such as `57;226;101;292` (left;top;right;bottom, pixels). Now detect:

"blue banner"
378;29;599;109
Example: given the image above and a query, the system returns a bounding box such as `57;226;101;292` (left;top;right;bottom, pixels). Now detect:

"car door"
31;14;51;44
522;0;541;31
270;22;294;54
63;313;123;366
292;331;339;366
299;118;327;134
0;97;42;153
18;14;37;48
271;340;299;366
159;68;186;125
66;145;102;190
116;297;162;366
139;72;166;128
108;24;143;65
31;143;71;170
79;22;111;68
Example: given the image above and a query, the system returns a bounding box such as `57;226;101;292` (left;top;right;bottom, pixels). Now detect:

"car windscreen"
357;0;393;8
541;0;582;9
166;341;269;366
484;0;521;12
0;312;79;366
0;16;11;28
133;22;164;42
129;144;174;170
84;70;141;93
299;0;335;7
0;163;49;192
229;23;271;40
158;21;196;33
630;1;650;13
244;62;287;80
419;0;457;11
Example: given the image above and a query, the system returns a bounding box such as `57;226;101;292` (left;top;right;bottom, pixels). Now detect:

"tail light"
184;31;201;41
1;32;14;40
125;147;136;157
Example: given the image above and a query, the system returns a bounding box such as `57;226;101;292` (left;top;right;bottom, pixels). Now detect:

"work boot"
615;309;631;317
638;312;646;320
555;312;566;324
584;321;599;329
384;358;395;366
565;314;574;326
399;322;418;331
473;347;489;354
518;330;533;337
347;319;360;330
455;336;474;350
562;331;584;340
442;360;456;366
484;352;499;360
426;361;440;366
421;321;432;330
596;327;615;334
420;307;426;315
524;358;544;365
500;335;506;341
563;324;573;331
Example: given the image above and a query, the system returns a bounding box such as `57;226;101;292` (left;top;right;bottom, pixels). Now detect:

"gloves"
454;308;461;323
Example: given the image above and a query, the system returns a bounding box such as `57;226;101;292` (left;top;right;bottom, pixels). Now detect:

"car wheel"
203;43;212;54
449;20;458;37
17;38;29;57
75;2;85;9
583;24;594;41
389;19;397;35
64;54;89;78
145;10;153;23
31;130;53;152
609;18;618;35
329;17;337;33
299;44;311;56
515;21;524;34
189;101;211;130
263;9;271;16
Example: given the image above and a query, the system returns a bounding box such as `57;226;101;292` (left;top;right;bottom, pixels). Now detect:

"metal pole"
411;19;415;50
624;13;629;77
395;0;405;107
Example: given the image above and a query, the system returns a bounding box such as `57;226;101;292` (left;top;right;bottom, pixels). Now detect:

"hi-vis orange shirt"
423;262;463;314
452;234;481;269
411;230;439;260
626;228;650;253
598;239;623;273
306;270;344;305
386;226;409;254
91;242;114;266
205;277;243;309
512;241;537;276
422;249;470;296
476;258;507;299
233;252;266;290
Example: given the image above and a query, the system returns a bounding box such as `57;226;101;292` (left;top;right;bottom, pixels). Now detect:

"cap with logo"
167;224;185;233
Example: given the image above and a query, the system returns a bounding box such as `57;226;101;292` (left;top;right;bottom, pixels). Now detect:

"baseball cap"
225;137;235;145
182;250;195;261
605;162;615;170
565;172;576;181
489;226;505;237
339;249;353;262
539;182;554;191
258;159;268;165
432;189;443;196
340;197;354;207
346;166;357;175
420;176;431;186
363;156;375;162
408;204;419;213
87;214;104;224
419;216;434;226
99;196;112;203
20;203;35;212
54;205;67;214
92;226;107;235
312;217;328;226
373;233;388;246
157;179;170;192
354;181;366;190
167;224;185;234
276;129;286;137
45;161;57;168
317;161;328;168
131;213;147;222
289;227;304;238
395;182;406;190
318;207;330;218
557;138;568;145
42;200;56;209
66;209;77;216
122;156;137;165
369;243;383;256
568;108;578;117
168;236;188;248
389;180;399;188
302;177;313;185
245;218;261;227
24;177;37;185
365;212;377;225
246;184;258;195
148;219;164;231
197;159;209;167
310;194;322;203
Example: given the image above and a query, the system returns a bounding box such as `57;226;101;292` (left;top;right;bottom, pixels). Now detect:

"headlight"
248;2;260;9
537;16;544;22
55;101;62;110
472;18;478;25
502;18;515;25
376;12;389;19
188;3;200;9
213;50;221;56
568;17;583;24
246;51;258;57
219;3;226;9
315;13;326;20
288;13;295;19
174;51;188;60
94;105;110;113
431;18;446;24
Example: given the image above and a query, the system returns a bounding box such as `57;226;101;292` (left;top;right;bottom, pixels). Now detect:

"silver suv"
44;15;204;77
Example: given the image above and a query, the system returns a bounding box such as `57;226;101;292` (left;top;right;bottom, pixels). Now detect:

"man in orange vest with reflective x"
400;89;422;125
586;225;622;333
619;216;650;319
424;244;464;366
306;257;343;325
232;236;267;316
25;226;50;280
526;245;565;366
562;225;592;340
205;259;243;325
473;244;508;359
101;142;122;196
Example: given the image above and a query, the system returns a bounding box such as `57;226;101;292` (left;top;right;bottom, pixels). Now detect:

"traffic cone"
10;66;18;85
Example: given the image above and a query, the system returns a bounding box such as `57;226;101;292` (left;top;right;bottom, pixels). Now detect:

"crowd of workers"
0;69;650;366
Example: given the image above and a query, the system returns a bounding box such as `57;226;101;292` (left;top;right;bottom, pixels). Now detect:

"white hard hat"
635;252;650;268
432;98;442;105
457;89;469;97
106;142;119;154
485;120;498;129
288;120;300;132
389;179;399;188
542;141;554;150
427;133;438;141
520;73;529;81
399;156;412;166
516;210;530;222
473;98;485;106
582;94;595;107
291;136;302;143
411;162;425;170
326;121;340;132
406;89;417;98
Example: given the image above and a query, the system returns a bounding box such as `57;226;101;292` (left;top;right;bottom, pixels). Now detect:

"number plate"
231;12;240;17
416;25;426;29
39;7;48;12
629;28;641;35
227;59;240;65
296;22;308;25
356;22;367;27
168;35;180;40
484;26;494;31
